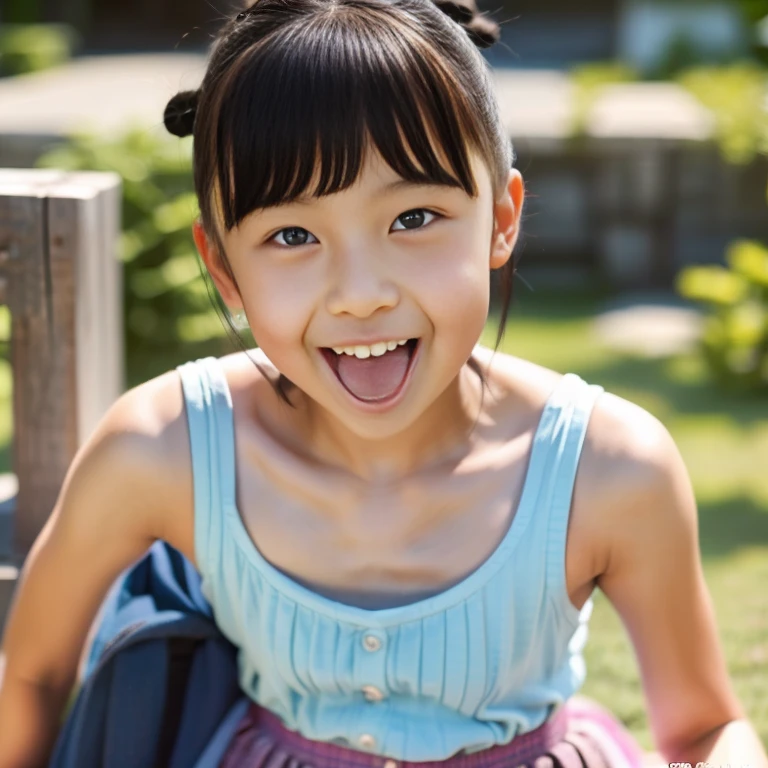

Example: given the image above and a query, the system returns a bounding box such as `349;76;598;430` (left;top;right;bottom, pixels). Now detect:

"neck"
298;355;487;485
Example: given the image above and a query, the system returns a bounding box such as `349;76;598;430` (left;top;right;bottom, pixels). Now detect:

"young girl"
0;0;766;765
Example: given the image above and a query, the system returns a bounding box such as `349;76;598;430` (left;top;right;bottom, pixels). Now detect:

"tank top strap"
535;373;605;614
176;356;237;577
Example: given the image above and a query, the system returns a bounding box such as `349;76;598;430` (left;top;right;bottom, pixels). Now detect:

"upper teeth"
331;339;411;358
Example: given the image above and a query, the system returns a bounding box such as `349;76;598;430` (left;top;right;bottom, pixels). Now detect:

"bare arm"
0;383;179;768
592;398;767;767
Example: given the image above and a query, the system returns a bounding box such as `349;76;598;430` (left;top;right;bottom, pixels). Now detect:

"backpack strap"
154;636;199;768
191;697;251;768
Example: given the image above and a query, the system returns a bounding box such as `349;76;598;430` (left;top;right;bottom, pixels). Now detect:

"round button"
358;733;376;749
362;633;382;652
362;684;385;702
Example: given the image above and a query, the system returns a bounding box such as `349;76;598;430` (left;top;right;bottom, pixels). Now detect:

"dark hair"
164;0;519;409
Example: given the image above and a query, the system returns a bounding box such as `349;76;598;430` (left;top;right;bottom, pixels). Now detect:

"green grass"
1;288;767;750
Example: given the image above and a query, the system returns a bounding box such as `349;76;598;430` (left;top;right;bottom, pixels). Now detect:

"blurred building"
23;0;750;63
486;0;748;73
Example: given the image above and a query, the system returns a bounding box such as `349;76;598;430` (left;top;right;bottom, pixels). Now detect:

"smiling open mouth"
320;339;420;403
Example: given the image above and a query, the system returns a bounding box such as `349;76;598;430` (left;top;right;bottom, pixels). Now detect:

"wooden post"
0;169;123;634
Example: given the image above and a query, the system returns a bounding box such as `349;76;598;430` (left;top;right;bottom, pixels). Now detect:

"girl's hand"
589;396;767;767
0;375;185;768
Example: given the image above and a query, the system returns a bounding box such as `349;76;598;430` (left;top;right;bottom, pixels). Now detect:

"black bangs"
209;11;484;231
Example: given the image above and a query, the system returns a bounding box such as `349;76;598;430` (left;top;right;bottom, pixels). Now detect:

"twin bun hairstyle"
164;90;199;138
431;0;500;47
163;0;500;139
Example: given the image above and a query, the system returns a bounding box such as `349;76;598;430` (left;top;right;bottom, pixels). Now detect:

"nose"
325;246;399;318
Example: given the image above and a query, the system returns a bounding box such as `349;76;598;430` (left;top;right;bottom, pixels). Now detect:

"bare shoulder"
566;369;689;580
585;384;679;492
80;367;196;555
484;347;682;578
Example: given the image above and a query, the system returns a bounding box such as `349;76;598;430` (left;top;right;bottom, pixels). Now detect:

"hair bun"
434;0;474;24
433;0;501;49
164;90;199;137
463;15;500;48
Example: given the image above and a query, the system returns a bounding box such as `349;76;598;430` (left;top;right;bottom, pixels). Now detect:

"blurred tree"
740;0;768;24
677;241;768;393
4;0;40;24
738;0;768;63
677;63;768;164
0;24;78;76
676;61;768;392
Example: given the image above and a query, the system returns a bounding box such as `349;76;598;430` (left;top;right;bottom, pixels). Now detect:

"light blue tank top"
176;355;605;762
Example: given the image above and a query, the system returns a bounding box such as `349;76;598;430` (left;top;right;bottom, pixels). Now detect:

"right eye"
271;227;318;248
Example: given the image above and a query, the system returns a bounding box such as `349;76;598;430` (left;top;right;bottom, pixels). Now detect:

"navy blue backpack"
49;541;250;768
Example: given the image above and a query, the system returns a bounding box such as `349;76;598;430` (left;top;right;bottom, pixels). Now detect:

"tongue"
336;345;411;401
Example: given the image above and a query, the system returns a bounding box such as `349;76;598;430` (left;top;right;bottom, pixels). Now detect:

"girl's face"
196;145;523;447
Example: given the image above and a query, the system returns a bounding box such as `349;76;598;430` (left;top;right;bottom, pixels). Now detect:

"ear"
192;219;244;309
489;169;524;270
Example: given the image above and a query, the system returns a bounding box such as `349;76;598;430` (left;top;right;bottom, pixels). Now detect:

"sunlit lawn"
1;287;767;749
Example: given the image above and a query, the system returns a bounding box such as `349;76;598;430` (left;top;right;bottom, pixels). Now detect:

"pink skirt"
219;697;647;768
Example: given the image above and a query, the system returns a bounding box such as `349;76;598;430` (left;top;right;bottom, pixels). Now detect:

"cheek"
433;270;489;355
236;269;315;359
415;233;491;342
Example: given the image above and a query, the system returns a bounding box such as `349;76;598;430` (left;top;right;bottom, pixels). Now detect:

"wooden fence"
0;169;123;634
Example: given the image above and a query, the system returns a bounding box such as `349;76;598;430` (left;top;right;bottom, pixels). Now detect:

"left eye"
273;227;318;247
391;209;439;231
